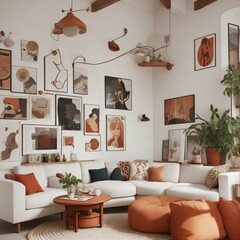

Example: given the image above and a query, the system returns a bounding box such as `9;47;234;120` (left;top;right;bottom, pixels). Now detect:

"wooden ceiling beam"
160;0;171;9
194;0;217;10
91;0;120;12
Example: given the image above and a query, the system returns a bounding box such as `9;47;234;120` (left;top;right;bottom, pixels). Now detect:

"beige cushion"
129;161;149;180
205;165;230;189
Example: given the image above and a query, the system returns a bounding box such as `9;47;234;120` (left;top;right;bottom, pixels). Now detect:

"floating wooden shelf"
138;61;174;70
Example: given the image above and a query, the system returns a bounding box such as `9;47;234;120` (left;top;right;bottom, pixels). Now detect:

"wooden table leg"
100;203;103;227
75;208;78;232
65;206;69;230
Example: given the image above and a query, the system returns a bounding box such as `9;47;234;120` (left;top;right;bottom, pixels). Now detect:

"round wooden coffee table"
53;193;111;232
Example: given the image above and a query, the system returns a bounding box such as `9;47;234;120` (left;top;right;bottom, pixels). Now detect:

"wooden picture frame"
162;140;169;161
84;104;100;135
0;95;29;120
85;136;101;152
0;48;11;90
164;94;195;125
73;66;88;95
56;95;82;131
12;65;37;94
168;129;186;162
106;115;126;151
194;33;216;71
105;76;132;110
228;23;239;68
22;124;61;155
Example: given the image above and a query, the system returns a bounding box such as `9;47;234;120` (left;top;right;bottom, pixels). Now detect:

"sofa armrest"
218;172;240;200
0;179;26;224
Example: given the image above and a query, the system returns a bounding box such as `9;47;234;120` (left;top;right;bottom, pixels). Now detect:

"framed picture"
56;95;82;131
228;23;239;68
0;48;11;90
44;49;68;93
106;115;126;151
168;129;186;162
162;140;169;161
22;124;61;155
84;104;100;135
164;94;195;125
0;95;28;120
30;95;55;123
21;40;39;62
11;66;37;94
185;135;202;161
105;76;132;110
194;33;216;71
0;121;20;162
85;136;101;152
73;67;88;95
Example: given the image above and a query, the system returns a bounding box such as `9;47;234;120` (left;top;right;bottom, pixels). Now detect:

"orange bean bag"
128;196;183;233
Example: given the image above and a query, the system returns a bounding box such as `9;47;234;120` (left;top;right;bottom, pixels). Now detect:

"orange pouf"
128;196;183;233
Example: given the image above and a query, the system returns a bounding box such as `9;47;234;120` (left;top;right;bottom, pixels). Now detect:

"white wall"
153;0;240;161
0;0;159;169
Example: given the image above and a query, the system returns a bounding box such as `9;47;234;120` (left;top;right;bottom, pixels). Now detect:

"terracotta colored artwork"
164;95;195;125
194;33;216;71
0;121;20;162
84;104;100;135
73;67;88;95
0;48;11;90
21;40;39;62
63;136;74;147
85;136;101;152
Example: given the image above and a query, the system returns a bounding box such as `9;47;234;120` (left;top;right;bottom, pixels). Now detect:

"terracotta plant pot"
205;147;225;166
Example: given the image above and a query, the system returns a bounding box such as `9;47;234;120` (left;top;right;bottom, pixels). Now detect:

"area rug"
28;213;173;240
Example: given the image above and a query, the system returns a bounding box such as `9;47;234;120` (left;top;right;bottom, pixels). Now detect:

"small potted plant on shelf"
184;104;240;165
57;172;82;199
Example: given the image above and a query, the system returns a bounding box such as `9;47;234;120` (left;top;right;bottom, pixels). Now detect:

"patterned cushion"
129;161;149;180
205;165;230;189
119;161;131;180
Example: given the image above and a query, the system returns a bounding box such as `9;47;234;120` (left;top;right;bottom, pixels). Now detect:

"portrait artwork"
0;48;11;90
194;33;216;71
105;76;132;110
106;115;126;151
84;104;100;135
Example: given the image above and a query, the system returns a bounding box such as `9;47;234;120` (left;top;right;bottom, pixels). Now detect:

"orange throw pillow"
148;166;165;182
218;197;240;240
15;173;44;195
170;199;226;240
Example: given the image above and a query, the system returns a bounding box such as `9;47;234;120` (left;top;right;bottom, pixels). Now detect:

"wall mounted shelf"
138;61;174;70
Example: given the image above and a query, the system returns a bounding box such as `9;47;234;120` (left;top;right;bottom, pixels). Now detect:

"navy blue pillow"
110;167;124;181
89;167;109;182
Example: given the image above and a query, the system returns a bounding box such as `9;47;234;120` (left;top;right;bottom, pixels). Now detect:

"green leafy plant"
221;64;240;97
58;172;82;189
184;104;240;158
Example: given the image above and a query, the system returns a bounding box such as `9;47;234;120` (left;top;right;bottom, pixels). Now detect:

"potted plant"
184;104;240;165
221;64;240;107
57;172;82;199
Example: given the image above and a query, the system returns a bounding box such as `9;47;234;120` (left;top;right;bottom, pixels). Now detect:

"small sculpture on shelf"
191;147;202;164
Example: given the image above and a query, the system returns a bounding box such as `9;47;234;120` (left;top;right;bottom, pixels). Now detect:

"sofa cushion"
26;187;66;210
218;197;240;240
170;199;226;240
119;161;131;180
129;161;148;180
89;167;109;182
14;165;47;188
205;165;230;189
105;161;119;176
89;180;136;198
148;166;165;182
166;183;219;201
15;173;44;195
110;168;123;181
48;176;63;189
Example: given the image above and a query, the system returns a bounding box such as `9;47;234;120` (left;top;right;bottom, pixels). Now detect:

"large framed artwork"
164;94;195;125
30;95;55;123
73;67;88;95
56;95;82;131
168;129;186;162
106;115;126;151
0;95;28;120
228;23;239;68
22;124;61;155
85;136;101;152
194;33;216;71
84;104;100;135
105;76;132;110
0;48;11;90
44;49;68;93
0;121;20;162
12;66;37;94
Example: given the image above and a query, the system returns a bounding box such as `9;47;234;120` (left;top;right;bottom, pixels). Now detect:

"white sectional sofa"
0;160;239;232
